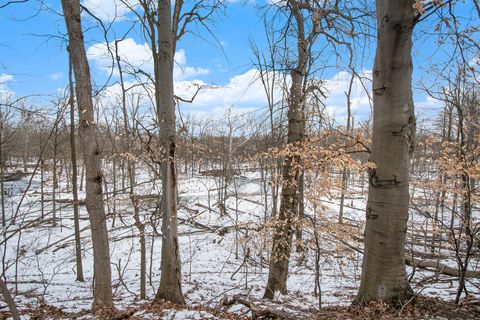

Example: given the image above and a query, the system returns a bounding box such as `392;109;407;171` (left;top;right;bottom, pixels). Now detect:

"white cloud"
0;74;14;101
87;38;210;81
81;0;135;22
321;70;373;121
178;70;267;107
173;49;210;80
0;74;13;84
94;67;375;122
416;95;440;111
93;69;279;122
174;69;288;118
50;72;64;80
321;70;446;124
469;54;480;82
87;38;151;73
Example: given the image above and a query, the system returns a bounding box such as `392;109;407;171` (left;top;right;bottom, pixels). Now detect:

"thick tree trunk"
153;0;185;305
61;0;113;309
355;0;416;304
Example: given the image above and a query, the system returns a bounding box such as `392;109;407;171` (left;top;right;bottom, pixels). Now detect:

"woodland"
0;0;479;319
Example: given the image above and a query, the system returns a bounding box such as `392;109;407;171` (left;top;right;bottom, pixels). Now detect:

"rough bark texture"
264;2;307;300
61;0;113;308
355;0;416;304
152;0;185;305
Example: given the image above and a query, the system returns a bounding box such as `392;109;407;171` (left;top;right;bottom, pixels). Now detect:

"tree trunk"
0;108;5;227
339;69;355;224
23;131;28;173
40;158;44;220
152;0;185;305
69;53;84;282
61;0;113;309
264;3;307;298
355;0;416;304
0;279;20;320
115;39;146;300
52;122;58;226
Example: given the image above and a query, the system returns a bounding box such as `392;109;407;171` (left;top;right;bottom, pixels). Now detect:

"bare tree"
263;0;312;298
68;52;84;282
122;0;223;304
114;38;146;299
264;0;364;299
60;0;113;309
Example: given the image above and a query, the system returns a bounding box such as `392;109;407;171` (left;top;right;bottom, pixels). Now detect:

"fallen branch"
406;255;480;278
221;294;299;319
334;237;480;278
35;225;90;254
177;216;218;232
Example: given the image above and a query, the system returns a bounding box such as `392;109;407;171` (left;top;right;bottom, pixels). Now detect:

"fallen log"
335;237;480;279
177;216;218;232
406;255;480;278
3;170;28;182
39;198;86;205
221;294;299;320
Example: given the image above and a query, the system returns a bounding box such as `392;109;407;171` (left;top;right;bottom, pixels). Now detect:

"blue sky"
0;0;376;122
0;1;267;96
0;0;478;123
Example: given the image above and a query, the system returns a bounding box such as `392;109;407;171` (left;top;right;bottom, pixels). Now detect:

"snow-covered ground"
0;163;478;319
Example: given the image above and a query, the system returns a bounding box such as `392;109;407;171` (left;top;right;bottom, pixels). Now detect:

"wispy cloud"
50;72;64;80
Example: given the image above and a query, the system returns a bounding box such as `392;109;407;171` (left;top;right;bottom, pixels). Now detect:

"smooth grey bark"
131;0;220;304
355;0;416;304
150;0;185;304
61;0;113;308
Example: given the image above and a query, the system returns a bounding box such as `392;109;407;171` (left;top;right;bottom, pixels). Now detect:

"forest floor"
0;165;479;319
8;294;480;319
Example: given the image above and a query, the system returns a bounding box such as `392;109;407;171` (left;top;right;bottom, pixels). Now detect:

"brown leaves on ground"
11;295;480;319
315;296;480;320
